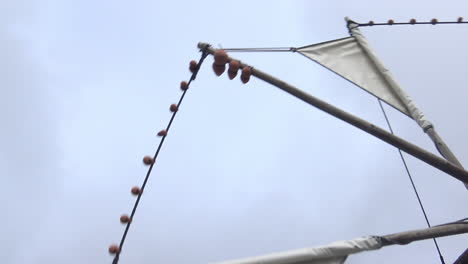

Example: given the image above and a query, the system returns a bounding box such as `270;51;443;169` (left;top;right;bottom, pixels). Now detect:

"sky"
1;1;467;263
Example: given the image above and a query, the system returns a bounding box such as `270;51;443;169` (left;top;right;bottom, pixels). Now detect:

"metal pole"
214;222;467;264
198;42;468;185
381;222;468;246
426;128;467;186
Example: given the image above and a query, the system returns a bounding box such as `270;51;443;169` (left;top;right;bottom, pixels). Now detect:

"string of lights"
108;48;209;264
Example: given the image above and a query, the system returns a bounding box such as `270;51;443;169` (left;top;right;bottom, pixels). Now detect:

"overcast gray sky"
1;1;467;263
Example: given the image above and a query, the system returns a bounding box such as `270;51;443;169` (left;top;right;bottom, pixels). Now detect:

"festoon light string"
108;48;209;263
108;45;255;263
354;17;466;28
221;17;468;52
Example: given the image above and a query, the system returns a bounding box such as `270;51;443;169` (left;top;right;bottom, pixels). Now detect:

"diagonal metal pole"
198;42;468;185
381;222;468;246
213;221;468;264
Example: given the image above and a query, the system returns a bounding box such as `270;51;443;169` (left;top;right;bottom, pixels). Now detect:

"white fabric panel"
346;19;432;130
297;37;411;117
214;236;382;264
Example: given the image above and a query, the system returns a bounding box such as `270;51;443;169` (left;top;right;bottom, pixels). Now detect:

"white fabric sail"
297;28;433;130
214;236;382;264
297;37;412;117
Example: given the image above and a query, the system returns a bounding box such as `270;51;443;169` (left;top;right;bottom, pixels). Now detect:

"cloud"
0;3;63;263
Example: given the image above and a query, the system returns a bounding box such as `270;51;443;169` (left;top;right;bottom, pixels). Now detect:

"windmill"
108;17;468;264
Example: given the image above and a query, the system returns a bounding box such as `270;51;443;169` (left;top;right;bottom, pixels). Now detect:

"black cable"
111;48;209;264
353;20;468;29
377;99;446;264
221;20;468;52
222;47;296;52
216;20;468;53
434;217;468;227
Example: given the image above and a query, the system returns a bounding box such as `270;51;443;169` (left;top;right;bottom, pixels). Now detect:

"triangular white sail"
297;37;411;117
